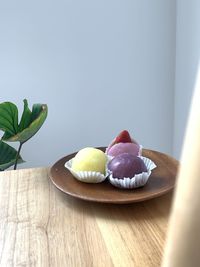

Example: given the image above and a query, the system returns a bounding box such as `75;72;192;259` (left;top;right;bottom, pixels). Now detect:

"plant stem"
14;143;23;170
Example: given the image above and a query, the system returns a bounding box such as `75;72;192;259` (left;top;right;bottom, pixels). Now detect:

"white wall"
0;1;176;168
174;0;200;158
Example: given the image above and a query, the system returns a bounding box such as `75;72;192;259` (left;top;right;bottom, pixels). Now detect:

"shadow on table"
55;185;173;223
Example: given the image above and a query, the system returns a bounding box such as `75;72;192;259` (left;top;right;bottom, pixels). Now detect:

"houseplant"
0;99;48;170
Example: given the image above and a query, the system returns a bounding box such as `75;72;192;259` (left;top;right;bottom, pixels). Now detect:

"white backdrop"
0;1;176;168
173;0;200;158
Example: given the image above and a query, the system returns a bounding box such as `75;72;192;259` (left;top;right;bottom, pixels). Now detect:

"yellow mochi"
72;147;107;174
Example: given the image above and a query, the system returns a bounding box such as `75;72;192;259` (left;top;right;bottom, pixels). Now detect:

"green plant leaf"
13;104;48;143
18;99;32;132
0;141;24;171
0;102;19;138
0;99;48;143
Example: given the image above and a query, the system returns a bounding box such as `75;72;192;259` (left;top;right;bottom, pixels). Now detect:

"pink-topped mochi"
107;142;141;157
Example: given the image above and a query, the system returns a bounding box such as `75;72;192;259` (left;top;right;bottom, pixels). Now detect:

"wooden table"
0;168;173;267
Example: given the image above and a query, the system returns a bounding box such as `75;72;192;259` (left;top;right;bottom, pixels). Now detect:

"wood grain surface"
0;168;174;267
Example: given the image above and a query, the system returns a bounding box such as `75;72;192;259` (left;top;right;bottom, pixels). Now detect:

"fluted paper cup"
65;158;108;183
108;156;156;189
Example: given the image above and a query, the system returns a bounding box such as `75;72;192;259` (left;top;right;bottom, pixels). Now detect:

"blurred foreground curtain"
162;70;200;266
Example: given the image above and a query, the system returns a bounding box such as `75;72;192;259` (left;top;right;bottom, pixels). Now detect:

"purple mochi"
108;153;147;179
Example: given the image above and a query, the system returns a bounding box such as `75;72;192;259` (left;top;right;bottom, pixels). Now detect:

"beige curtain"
162;70;200;267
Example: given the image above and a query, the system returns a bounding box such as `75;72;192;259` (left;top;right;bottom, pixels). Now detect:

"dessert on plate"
108;153;147;179
65;130;156;189
106;130;142;157
107;152;156;189
106;130;156;189
65;147;108;183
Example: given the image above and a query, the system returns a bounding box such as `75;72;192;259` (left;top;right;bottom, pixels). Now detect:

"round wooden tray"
49;148;179;204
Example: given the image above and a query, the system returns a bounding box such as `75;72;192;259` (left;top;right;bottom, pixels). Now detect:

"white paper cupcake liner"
65;158;108;183
108;156;156;189
139;145;143;156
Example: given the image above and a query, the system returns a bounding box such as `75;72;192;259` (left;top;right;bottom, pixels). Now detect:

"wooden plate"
49;148;179;204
